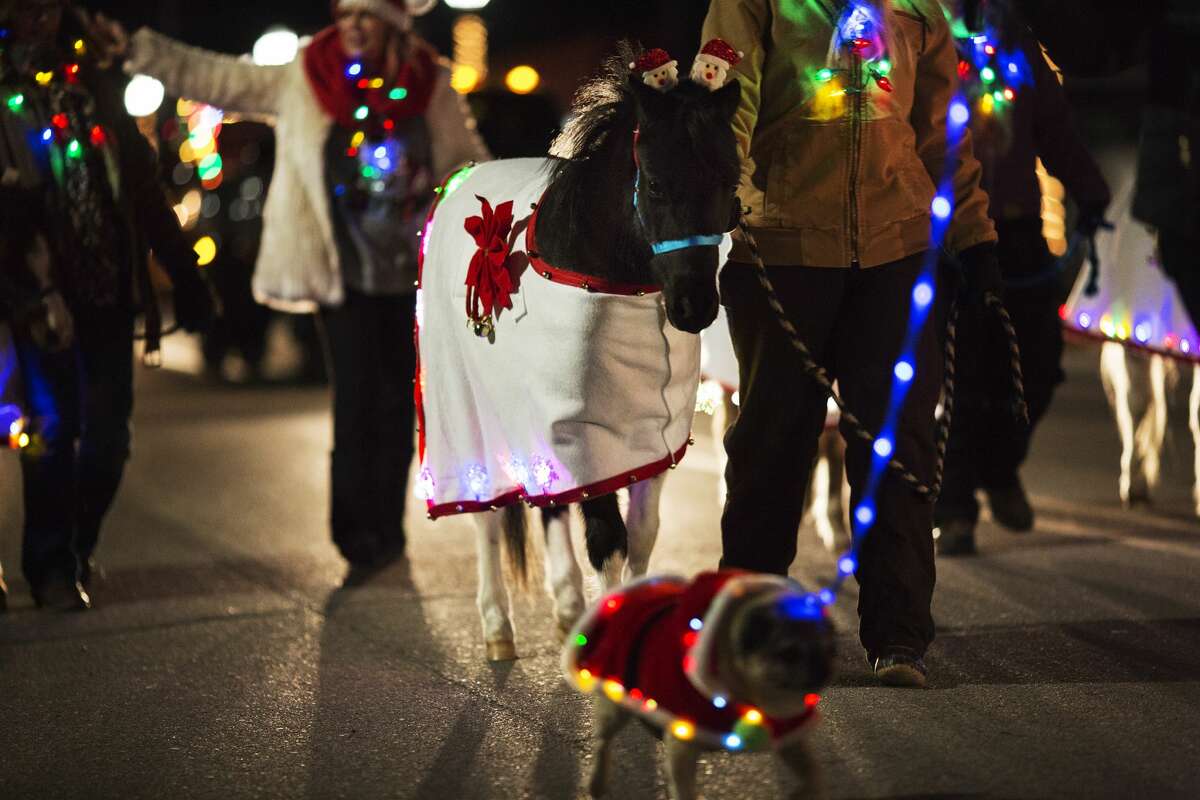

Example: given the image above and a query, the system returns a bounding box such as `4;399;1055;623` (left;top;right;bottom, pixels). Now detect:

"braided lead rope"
931;299;959;500
736;218;950;500
985;292;1030;426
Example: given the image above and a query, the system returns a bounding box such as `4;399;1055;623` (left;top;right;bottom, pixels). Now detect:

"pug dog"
563;571;835;800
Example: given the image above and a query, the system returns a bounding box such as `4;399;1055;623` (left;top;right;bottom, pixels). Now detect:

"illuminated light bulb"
6;93;24;111
1135;322;1152;343
451;64;481;94
894;360;915;382
383;119;395;131
931;196;952;219
984;44;996;55
193;235;218;267
875;58;891;75
445;0;491;7
912;281;934;308
574;633;587;647
816;68;834;82
682;631;699;649
1003;88;1016;102
89;125;106;147
350;131;366;148
671;721;695;741
993;90;1005;103
1008;62;1019;75
980;66;995;83
370;78;385;89
35;71;53;85
818;588;835;605
957;60;971;79
8;420;19;436
689;617;703;631
253;28;300;66
1077;312;1092;329
805;693;821;707
838;555;857;575
505;65;541;95
713;695;728;709
874;75;894;93
725;734;743;750
354;105;369;121
74;39;86;55
465;464;489;497
743;709;763;725
1116;323;1129;340
603;680;625;701
577;669;596;692
873;437;893;458
374;145;388;159
1058;304;1069;320
980;93;995;115
17;433;29;448
357;78;370;90
347;62;363;77
855;505;874;526
389;87;408;100
605;597;621;612
66;140;82;158
1182;339;1192;354
41;128;53;142
629;688;644;701
124;74;165;116
949;101;970;126
644;699;658;711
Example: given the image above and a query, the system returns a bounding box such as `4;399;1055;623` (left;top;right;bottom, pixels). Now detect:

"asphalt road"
2;340;1198;799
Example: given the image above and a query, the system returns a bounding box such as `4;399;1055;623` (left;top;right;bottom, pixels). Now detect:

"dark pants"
318;289;416;564
719;253;941;660
1159;228;1200;331
937;219;1063;522
15;308;134;586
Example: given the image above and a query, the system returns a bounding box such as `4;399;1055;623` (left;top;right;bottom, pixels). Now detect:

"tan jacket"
702;0;996;268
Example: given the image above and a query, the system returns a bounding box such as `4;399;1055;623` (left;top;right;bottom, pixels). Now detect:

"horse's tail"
501;503;530;589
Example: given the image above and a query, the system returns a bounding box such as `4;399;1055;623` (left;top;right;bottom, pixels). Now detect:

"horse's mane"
547;42;639;179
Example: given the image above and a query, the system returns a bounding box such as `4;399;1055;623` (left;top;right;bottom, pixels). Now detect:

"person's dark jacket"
0;29;210;343
975;32;1110;226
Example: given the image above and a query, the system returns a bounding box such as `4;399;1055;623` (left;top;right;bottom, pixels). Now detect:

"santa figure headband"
631;40;744;93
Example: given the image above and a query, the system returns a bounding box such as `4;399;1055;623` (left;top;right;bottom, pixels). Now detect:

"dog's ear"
738;605;776;653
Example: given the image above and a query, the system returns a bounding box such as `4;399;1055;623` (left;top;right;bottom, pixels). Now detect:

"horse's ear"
711;78;742;121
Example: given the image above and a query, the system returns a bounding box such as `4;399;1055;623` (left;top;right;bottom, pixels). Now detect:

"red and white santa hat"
630;48;676;75
696;38;744;69
332;0;437;30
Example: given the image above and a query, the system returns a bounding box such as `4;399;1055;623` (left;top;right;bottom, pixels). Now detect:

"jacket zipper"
848;52;863;269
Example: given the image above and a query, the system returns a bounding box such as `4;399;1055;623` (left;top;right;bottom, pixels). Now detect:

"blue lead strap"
651;235;724;255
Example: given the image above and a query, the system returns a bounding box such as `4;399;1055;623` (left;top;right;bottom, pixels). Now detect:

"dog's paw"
486;639;518;661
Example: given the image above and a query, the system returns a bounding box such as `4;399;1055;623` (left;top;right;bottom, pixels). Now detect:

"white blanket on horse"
416;158;700;517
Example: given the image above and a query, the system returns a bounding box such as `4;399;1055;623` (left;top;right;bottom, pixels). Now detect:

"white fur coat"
124;29;490;311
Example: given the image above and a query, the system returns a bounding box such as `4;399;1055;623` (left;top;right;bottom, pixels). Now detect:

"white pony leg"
810;430;850;553
1100;341;1139;505
1136;354;1170;495
543;510;586;640
1191;364;1200;517
624;473;665;581
473;513;516;661
712;390;737;508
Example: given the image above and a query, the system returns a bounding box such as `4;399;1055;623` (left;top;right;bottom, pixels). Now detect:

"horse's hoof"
486;639;518;661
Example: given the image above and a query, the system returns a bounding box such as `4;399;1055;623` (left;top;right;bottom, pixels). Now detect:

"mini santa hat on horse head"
331;0;438;29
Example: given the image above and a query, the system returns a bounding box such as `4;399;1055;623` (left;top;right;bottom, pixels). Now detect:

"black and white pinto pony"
415;47;741;660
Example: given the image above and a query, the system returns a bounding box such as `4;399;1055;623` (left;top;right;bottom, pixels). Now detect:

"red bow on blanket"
464;196;516;338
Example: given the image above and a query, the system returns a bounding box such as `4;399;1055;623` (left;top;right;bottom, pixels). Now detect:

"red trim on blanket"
526;196;662;297
424;439;691;519
1063;325;1200;365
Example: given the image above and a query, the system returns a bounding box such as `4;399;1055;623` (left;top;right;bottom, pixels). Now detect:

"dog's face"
725;593;836;718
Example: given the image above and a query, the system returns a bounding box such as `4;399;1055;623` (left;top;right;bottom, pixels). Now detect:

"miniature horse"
417;47;741;660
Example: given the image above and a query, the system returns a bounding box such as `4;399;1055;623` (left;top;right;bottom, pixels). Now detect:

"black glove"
171;267;217;333
958;242;1003;305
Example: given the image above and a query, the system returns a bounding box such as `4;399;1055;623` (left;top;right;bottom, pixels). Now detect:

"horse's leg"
1190;363;1200;517
581;494;627;591
712;388;738;508
1100;342;1139;505
810;428;850;553
624;473;665;581
473;512;516;661
1134;353;1169;498
540;506;585;640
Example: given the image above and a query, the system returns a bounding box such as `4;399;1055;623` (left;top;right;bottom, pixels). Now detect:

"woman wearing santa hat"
94;0;491;575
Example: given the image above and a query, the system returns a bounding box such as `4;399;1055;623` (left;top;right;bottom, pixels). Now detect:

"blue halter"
632;129;724;257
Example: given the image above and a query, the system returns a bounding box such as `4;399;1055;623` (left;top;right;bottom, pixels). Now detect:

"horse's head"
629;77;741;334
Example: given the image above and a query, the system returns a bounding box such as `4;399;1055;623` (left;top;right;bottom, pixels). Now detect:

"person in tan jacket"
703;0;1000;686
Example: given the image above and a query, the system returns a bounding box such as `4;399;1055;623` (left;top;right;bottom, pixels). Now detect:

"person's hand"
26;289;75;352
958;242;1003;305
172;269;217;334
